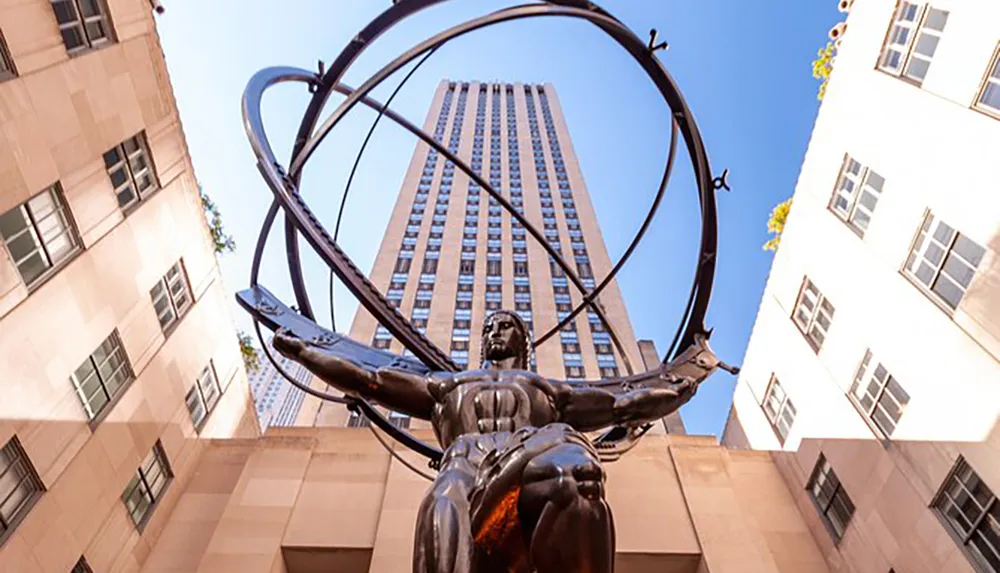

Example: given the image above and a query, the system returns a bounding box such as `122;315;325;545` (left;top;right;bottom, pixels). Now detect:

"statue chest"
435;381;555;435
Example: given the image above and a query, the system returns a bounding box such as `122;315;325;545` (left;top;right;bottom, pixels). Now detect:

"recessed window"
103;132;157;211
878;2;949;85
849;350;910;437
761;375;796;445
389;411;411;429
0;436;44;545
71;557;93;573
51;0;115;55
150;260;192;332
599;366;618;378
0;30;17;81
904;212;984;310
792;277;835;351
976;45;1000;117
807;455;855;540
830;156;884;236
70;330;134;422
565;365;585;379
185;363;221;432
0;184;79;287
122;441;172;528
933;458;1000;572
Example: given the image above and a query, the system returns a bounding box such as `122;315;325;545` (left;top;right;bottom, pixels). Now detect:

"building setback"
724;1;1000;572
0;1;258;572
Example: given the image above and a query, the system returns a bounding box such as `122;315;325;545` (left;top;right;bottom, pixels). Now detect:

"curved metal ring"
286;4;638;374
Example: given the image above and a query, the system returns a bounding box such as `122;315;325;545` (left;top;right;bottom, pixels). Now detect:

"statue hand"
273;328;308;359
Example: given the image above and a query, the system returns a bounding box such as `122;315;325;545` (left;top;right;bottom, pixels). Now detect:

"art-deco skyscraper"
310;80;684;433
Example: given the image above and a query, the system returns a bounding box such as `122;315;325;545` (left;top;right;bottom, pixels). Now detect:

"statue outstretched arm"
273;331;436;419
541;334;721;432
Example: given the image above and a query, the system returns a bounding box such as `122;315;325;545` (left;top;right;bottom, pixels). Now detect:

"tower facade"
309;80;687;431
0;1;258;571
724;1;1000;571
247;338;313;430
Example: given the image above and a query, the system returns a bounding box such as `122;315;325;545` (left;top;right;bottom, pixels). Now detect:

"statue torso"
427;369;559;448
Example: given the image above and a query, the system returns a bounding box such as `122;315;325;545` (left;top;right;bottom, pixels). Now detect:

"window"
347;411;371;428
52;0;114;54
976;45;1000;117
104;133;156;210
878;2;948;84
422;258;438;275
792;278;835;351
565;365;585;379
0;184;79;287
487;260;501;276
599;367;618;378
71;330;133;422
933;458;1000;572
849;351;909;437
460;260;475;275
761;376;796;445
122;441;171;528
830;156;884;236
389;411;411;430
0;436;44;545
71;558;93;573
904;212;985;310
807;455;855;540
0;30;16;81
150;260;192;332
185;363;221;432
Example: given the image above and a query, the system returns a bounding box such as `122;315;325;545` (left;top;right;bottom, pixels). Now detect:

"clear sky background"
156;1;840;438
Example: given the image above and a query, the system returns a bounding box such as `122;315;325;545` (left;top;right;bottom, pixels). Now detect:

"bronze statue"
273;309;721;572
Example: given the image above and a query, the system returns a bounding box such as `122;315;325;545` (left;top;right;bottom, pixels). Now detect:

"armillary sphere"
235;0;733;478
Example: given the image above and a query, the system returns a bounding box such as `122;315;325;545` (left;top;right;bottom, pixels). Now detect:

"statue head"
480;310;531;370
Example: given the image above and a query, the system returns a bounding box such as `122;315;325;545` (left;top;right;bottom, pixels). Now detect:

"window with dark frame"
389;411;411;430
807;455;855;540
103;132;157;211
0;30;17;81
976;44;1000;117
933;458;1000;572
0;184;80;288
150;260;192;332
904;212;985;310
791;277;835;351
185;362;221;432
121;441;172;528
347;410;372;428
70;330;134;421
878;2;949;85
51;0;115;55
829;156;885;236
0;436;44;545
761;376;796;445
848;350;910;438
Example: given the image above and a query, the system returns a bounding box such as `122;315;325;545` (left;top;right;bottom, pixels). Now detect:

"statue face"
482;312;528;365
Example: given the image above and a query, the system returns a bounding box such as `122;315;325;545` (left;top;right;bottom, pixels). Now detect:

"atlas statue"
237;0;735;571
271;311;720;571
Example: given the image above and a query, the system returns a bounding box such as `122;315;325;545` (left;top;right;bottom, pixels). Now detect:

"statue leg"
413;464;476;573
517;429;615;573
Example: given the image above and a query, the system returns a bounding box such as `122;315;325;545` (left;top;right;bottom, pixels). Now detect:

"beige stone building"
724;1;1000;572
0;1;259;572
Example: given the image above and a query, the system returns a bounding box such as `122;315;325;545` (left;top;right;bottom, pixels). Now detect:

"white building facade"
724;1;1000;571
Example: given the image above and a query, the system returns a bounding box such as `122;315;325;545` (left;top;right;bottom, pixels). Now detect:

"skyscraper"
247;338;314;430
309;80;683;433
724;1;1000;571
0;1;257;571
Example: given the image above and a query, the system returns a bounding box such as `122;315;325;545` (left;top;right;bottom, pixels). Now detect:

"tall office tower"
723;1;1000;571
247;338;314;430
309;80;684;433
0;1;257;572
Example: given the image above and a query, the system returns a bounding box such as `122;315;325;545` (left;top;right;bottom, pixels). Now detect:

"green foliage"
238;330;260;373
200;187;236;255
763;198;792;252
812;42;836;100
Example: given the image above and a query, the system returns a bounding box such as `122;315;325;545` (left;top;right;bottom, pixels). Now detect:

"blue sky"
156;1;839;438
